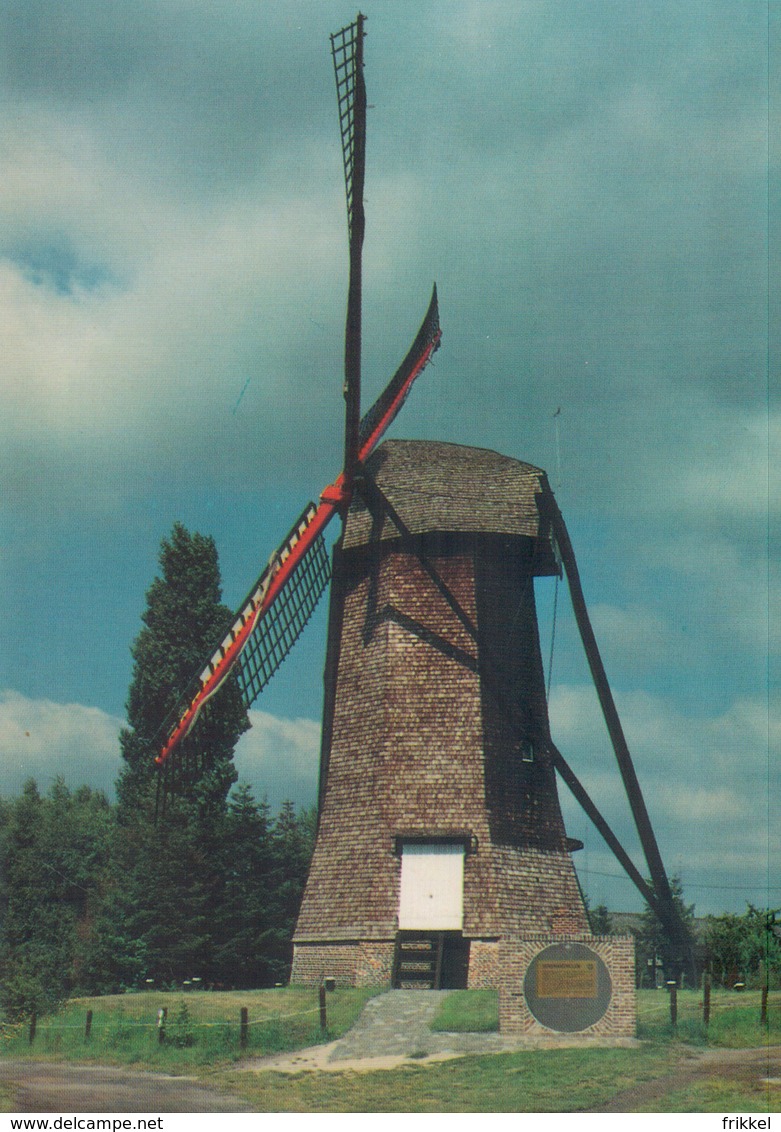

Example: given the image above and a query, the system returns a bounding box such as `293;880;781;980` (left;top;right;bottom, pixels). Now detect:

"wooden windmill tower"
156;15;691;1033
292;439;591;991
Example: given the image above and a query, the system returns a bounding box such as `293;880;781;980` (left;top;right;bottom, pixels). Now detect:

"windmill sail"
331;13;367;490
155;13;440;770
331;14;367;247
156;503;331;764
235;521;331;707
157;287;441;766
358;284;440;458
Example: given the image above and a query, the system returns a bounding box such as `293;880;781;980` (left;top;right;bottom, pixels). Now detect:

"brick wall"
467;939;500;987
291;941;395;987
497;935;636;1036
292;934;635;1038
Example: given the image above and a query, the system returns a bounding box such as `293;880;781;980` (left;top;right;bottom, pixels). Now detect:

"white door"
398;842;464;930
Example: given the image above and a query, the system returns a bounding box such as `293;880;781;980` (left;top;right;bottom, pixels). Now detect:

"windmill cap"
343;439;555;553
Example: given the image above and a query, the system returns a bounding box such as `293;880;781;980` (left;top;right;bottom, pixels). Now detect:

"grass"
430;989;499;1032
0;988;378;1069
630;1076;781;1114
226;1045;682;1112
0;1083;16;1114
3;985;781;1112
637;987;781;1048
223;988;781;1112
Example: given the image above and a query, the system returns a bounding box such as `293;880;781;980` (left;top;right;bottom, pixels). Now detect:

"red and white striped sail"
157;286;440;765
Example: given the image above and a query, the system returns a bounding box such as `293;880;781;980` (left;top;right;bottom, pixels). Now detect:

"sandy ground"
245;1039;466;1074
244;1034;640;1075
0;1060;252;1113
2;1046;780;1112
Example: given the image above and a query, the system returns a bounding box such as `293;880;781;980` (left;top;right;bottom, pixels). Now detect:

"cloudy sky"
1;0;777;916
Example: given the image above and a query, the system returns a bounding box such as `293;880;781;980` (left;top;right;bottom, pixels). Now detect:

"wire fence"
637;985;781;1039
1;1000;330;1057
3;988;779;1055
10;1007;320;1032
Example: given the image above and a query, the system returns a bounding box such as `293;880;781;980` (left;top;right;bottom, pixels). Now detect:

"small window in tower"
521;739;535;763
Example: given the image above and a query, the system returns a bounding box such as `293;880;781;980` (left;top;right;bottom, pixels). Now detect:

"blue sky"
0;1;777;916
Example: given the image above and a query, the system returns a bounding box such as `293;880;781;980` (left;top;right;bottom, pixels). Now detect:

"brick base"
291;940;395;987
466;939;500;987
292;932;635;1039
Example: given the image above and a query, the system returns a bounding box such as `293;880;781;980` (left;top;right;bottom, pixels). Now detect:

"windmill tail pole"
539;481;693;980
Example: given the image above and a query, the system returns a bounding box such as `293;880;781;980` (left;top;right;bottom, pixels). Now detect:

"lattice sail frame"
236;524;330;706
156;505;330;761
330;14;366;243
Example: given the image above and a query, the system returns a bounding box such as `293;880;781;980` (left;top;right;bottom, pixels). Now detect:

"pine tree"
0;779;113;1016
212;784;277;987
639;874;696;986
266;802;317;984
588;903;614;936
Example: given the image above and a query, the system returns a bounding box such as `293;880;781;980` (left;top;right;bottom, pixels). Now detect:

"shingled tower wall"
292;440;592;994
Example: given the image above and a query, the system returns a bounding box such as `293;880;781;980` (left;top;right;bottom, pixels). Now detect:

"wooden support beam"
538;481;692;971
549;741;660;915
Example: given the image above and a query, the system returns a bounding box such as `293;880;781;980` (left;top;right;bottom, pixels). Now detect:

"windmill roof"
342;439;553;550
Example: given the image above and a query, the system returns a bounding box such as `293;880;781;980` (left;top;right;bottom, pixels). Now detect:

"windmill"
154;14;441;776
155;14;692;1021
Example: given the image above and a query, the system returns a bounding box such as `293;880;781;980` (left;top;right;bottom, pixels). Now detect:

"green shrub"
168;1001;195;1048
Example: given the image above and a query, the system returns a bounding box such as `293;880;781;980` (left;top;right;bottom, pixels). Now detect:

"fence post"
28;1013;37;1045
319;983;327;1031
157;1007;167;1045
668;983;677;1027
85;1009;93;1041
240;1006;249;1049
761;984;769;1026
703;973;711;1027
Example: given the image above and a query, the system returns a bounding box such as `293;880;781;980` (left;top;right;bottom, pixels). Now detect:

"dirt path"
0;1061;252;1113
4;1044;781;1112
245;990;638;1075
589;1045;781;1112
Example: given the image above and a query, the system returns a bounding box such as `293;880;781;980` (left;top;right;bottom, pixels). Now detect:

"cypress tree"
106;522;249;987
116;521;248;821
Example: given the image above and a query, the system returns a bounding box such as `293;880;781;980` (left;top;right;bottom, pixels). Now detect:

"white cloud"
232;708;320;812
550;682;780;912
670;407;777;523
588;602;687;673
0;689;123;797
0;691;320;812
